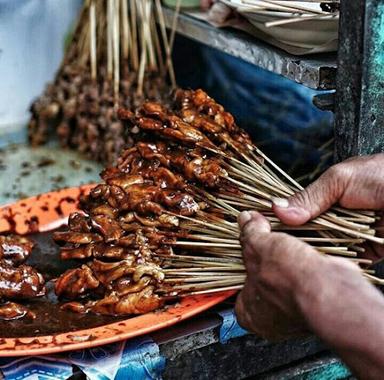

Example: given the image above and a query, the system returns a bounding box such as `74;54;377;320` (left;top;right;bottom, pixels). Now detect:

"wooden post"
335;0;384;161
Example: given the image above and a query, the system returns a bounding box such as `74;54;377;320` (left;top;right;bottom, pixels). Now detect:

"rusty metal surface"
161;333;325;380
335;0;384;160
162;7;337;90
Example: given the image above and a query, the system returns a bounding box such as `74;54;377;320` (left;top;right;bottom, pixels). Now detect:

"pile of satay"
1;88;383;319
28;0;178;164
49;88;384;317
13;0;383;320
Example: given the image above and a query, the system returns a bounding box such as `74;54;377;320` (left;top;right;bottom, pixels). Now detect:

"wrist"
295;256;384;354
292;253;328;327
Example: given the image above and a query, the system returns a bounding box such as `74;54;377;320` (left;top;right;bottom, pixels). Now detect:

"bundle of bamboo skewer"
52;89;384;317
28;0;181;164
236;0;339;27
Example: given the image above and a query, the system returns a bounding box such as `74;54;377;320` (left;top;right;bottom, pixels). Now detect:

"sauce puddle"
0;230;125;338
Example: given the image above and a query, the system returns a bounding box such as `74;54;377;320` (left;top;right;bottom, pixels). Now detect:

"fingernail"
271;197;289;208
238;211;252;228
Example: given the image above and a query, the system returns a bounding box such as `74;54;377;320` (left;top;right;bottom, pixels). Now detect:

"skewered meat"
61;285;163;316
90;286;163;315
129;103;217;150
119;142;226;188
149;115;215;149
0;235;46;320
105;174;145;191
56;257;164;297
53;231;103;245
0;302;36;320
59;245;95;260
57;257;164;316
60;242;154;262
68;212;93;233
0;235;34;266
0;260;45;300
90;204;118;219
174;89;253;150
55;265;100;299
29;62;170;164
91;214;124;242
85;181;199;217
54;89;257;317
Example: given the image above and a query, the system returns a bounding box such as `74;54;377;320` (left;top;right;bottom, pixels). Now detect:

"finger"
272;164;352;226
238;210;271;235
239;212;310;266
238;211;271;267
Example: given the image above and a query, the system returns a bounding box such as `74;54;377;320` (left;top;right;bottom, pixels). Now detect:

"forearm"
296;259;384;379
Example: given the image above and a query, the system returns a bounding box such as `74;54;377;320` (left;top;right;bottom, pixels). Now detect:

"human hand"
272;154;384;261
235;210;364;341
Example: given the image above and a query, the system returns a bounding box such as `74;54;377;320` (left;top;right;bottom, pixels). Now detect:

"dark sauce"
0;230;125;338
3;211;17;234
54;196;77;217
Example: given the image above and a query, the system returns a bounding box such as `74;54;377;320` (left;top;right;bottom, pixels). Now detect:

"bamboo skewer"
107;0;113;80
209;150;384;245
155;0;177;88
121;0;130;60
74;0;177;99
129;0;139;70
89;0;97;80
113;0;120;101
55;3;383;299
277;0;339;3
265;13;336;28
242;0;327;15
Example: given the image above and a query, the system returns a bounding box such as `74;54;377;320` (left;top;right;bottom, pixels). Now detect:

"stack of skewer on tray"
50;88;384;317
21;0;383;319
28;0;181;164
221;0;339;28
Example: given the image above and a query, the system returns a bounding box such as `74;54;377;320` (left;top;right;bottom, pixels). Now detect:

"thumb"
237;211;272;267
238;211;271;236
272;165;350;226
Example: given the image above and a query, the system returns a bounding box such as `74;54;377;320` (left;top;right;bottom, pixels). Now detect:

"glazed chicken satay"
54;90;261;317
0;235;35;266
62;285;164;316
0;259;46;300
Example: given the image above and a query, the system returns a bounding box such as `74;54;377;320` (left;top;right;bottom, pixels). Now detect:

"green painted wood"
296;362;350;380
335;0;384;160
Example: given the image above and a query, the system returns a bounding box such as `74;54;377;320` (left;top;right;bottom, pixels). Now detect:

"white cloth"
0;0;82;132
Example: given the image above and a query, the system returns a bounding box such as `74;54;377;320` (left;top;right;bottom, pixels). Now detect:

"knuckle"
291;189;311;208
327;162;353;184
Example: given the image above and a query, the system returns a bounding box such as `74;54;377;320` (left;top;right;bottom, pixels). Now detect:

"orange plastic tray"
0;186;234;356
